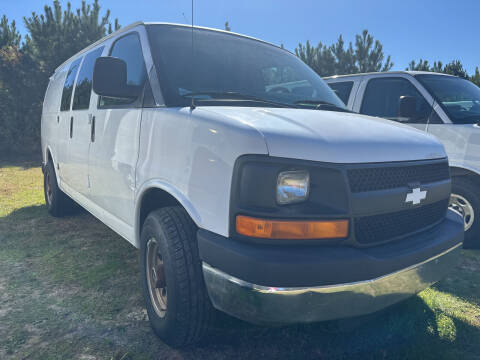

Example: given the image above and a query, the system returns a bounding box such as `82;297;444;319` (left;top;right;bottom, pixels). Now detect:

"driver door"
88;31;147;236
356;75;435;132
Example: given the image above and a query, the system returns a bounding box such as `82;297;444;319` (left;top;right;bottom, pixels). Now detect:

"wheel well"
450;167;480;187
43;149;54;173
138;188;182;233
47;150;53;164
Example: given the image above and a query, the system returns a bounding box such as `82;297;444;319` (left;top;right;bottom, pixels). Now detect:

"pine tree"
0;15;21;48
354;30;393;73
407;59;431;71
407;58;469;79
471;67;480;87
295;30;393;77
24;0;119;74
330;35;357;75
0;1;119;156
295;40;336;77
442;60;468;79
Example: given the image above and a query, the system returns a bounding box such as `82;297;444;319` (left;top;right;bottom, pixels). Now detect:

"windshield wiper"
293;100;353;113
183;91;296;108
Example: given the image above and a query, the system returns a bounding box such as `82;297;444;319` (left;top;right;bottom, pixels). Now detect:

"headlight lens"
276;170;310;205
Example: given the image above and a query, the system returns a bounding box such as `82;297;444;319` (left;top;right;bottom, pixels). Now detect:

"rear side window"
60;58;82;111
100;33;147;107
328;81;353;105
72;47;104;110
361;77;433;123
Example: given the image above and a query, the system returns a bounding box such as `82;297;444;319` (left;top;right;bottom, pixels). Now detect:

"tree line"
1;1;479;157
295;30;480;85
0;0;118;156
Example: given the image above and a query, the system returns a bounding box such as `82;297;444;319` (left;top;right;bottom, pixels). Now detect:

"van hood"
200;107;446;164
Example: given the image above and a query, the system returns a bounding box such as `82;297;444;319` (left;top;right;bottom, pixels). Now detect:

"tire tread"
142;206;213;346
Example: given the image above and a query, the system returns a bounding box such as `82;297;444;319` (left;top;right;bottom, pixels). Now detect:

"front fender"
449;161;480;178
134;179;202;248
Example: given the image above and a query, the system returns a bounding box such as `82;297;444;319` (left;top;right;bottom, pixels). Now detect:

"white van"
41;23;463;346
325;71;480;247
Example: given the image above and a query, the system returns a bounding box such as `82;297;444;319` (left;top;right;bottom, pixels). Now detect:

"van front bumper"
199;211;463;325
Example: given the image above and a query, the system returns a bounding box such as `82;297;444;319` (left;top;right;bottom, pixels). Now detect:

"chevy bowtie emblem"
405;187;427;205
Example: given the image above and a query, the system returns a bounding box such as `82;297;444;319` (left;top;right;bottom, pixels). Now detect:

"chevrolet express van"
41;23;464;346
326;71;480;247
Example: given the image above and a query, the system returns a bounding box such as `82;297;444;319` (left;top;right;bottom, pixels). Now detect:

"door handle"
69;116;73;138
90;116;96;142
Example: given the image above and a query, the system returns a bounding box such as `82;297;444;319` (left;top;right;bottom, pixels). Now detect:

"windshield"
416;74;480;124
146;24;345;109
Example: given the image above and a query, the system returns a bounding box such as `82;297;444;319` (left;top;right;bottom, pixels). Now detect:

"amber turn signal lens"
236;215;349;239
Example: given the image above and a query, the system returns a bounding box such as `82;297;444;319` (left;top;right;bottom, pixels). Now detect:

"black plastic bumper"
198;210;464;288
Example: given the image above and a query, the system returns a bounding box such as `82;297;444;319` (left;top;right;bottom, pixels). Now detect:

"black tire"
451;176;480;248
43;160;78;217
140;206;214;347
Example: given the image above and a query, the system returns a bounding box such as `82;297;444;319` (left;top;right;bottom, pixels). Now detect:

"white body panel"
41;26;448;249
325;71;480;178
428;124;480;172
203;107;445;163
88;108;142;227
135;107;269;240
46;67;69;180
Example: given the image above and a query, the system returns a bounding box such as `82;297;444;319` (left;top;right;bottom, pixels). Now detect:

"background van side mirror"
93;56;141;99
398;95;417;119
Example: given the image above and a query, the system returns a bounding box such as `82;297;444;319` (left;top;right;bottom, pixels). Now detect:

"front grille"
354;199;449;245
347;161;449;193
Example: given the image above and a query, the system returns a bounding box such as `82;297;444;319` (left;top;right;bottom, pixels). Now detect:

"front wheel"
450;177;479;248
139;206;214;347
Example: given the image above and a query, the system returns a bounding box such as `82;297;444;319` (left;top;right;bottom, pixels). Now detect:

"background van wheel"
140;206;214;347
43;161;78;217
450;177;479;248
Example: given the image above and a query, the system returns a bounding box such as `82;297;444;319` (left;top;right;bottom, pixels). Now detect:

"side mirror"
398;95;417;119
92;57;141;99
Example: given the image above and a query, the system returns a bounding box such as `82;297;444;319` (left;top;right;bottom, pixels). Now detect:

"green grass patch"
0;161;479;359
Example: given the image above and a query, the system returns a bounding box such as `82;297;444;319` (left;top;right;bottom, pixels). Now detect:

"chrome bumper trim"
202;243;462;325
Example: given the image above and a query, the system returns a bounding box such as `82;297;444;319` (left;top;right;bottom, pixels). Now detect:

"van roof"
54;22;286;74
324;71;456;80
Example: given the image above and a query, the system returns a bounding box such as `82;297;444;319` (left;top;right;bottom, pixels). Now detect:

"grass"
0;160;479;359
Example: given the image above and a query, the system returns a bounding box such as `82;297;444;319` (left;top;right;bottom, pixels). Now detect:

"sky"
2;0;480;74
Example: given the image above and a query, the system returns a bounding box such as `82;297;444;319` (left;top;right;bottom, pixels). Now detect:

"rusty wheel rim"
146;238;167;318
45;170;53;205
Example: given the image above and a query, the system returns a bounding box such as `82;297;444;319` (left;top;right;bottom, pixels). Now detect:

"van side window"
72;47;104;110
60;58;82;111
328;81;354;105
361;77;433;123
100;33;147;107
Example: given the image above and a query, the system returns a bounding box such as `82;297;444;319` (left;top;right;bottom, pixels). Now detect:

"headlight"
276;170;310;205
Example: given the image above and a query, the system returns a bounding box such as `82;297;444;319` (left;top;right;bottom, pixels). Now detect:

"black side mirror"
398;96;417;119
93;57;141;99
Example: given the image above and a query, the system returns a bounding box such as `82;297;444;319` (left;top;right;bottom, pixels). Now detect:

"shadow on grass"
432;250;480;309
0;204;47;221
188;296;480;359
0;154;42;169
